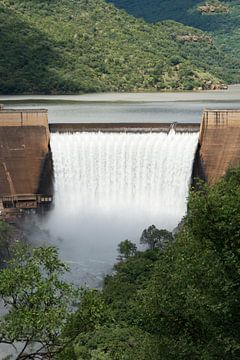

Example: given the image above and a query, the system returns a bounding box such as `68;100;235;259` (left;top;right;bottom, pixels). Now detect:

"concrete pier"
0;108;52;219
197;110;240;184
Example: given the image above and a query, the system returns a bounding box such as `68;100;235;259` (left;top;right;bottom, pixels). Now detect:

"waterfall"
42;131;199;285
51;130;198;219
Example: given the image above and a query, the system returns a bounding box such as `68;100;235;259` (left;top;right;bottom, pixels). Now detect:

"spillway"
51;131;198;220
42;130;199;285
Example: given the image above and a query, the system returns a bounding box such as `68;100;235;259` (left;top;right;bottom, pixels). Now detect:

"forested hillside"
0;0;239;94
108;0;240;30
109;0;240;66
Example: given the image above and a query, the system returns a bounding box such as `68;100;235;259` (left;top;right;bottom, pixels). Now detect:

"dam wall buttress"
0;109;52;218
198;110;240;184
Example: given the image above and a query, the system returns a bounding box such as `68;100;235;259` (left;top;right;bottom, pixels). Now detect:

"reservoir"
1;85;240;124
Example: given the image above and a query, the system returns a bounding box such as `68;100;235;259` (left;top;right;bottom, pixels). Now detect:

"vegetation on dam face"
0;166;239;359
0;0;239;94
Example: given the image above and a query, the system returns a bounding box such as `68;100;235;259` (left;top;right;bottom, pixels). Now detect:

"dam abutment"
197;110;240;184
0;108;52;219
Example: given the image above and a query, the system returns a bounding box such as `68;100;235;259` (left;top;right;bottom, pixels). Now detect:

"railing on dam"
0;194;52;220
1;194;52;210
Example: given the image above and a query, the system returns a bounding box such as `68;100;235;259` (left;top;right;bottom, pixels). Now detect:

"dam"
1;107;240;284
0;108;240;222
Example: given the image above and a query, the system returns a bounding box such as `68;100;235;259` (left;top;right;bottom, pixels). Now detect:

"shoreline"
0;85;239;103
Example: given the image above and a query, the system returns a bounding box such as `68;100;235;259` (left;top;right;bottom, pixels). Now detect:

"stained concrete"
0;110;50;203
199;110;240;184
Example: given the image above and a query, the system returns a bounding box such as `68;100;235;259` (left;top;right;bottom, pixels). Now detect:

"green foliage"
138;168;240;358
57;289;111;360
0;221;12;264
108;0;239;28
187;167;240;280
72;325;148;360
117;239;137;260
140;225;173;250
109;0;240;76
0;0;238;94
0;243;80;359
103;249;159;322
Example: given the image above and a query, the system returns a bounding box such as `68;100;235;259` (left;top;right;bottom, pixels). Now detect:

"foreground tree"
0;244;80;359
117;240;137;260
140;225;173;250
0;221;13;264
139;168;240;358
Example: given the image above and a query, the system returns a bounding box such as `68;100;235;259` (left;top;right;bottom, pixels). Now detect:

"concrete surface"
199;110;240;184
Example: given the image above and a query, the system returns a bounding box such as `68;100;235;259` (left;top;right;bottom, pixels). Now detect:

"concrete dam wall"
196;110;240;184
0;109;52;217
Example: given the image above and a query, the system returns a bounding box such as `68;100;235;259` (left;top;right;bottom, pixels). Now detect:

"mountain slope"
108;0;240;30
0;0;238;94
108;1;240;65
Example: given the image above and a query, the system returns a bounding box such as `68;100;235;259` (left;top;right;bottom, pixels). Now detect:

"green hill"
0;0;239;94
107;0;240;29
108;0;240;69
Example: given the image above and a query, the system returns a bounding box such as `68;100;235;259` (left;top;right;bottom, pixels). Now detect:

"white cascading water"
42;131;199;285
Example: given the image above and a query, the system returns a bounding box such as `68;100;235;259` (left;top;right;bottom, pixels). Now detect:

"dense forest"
0;0;239;94
0;166;239;359
109;0;240;62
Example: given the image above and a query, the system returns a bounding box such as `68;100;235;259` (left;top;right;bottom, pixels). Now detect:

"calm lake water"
1;85;239;124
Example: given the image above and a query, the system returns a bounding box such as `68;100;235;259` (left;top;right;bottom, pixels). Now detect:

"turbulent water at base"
38;131;199;286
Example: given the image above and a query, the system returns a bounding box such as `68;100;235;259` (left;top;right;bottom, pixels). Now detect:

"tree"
117;240;137;261
139;167;240;358
140;225;173;250
0;221;12;265
0;243;80;360
57;289;111;360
